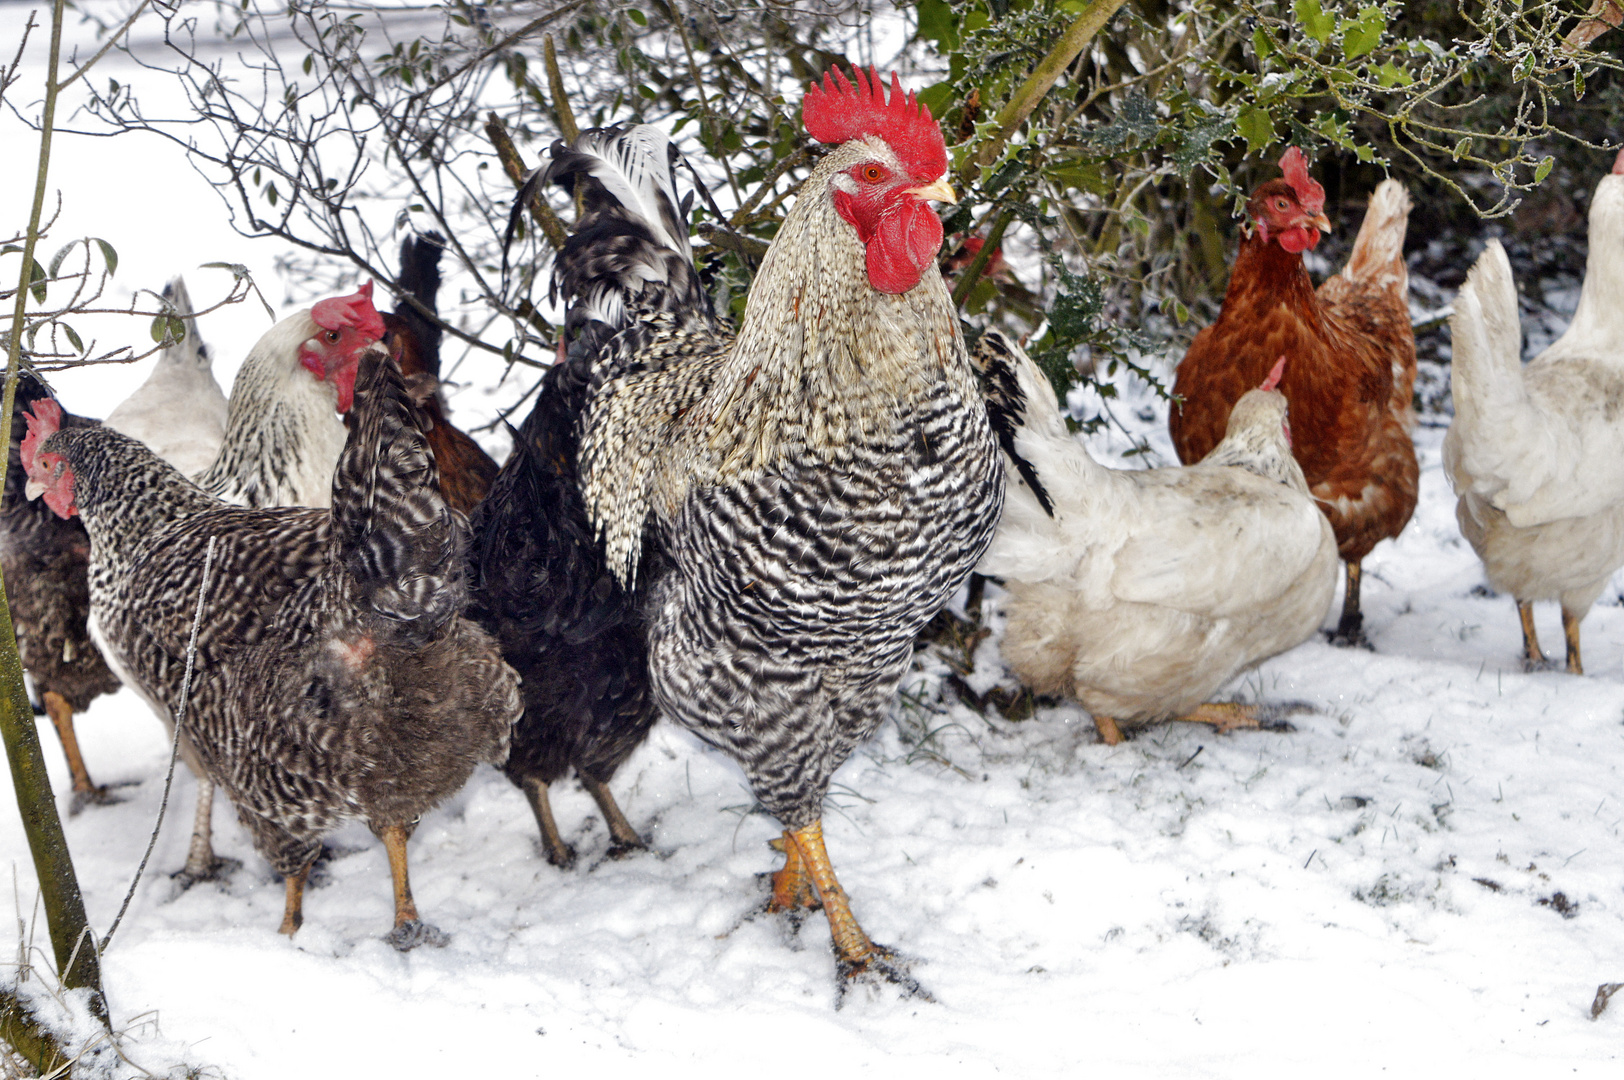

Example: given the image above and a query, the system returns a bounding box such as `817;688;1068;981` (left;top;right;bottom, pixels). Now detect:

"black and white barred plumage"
545;126;1003;831
40;345;518;917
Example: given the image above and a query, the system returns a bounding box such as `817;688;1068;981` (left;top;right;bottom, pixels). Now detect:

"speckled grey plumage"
43;345;518;876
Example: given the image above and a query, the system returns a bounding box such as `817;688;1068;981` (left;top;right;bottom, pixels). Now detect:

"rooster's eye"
860;164;886;183
324;329;342;344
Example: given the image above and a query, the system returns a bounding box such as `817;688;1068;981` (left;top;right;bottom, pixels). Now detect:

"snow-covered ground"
4;9;1623;1079
2;349;1620;1077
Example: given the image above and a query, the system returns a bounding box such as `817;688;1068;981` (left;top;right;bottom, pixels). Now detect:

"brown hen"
1170;148;1417;646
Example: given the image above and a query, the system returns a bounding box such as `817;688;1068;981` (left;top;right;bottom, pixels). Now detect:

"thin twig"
99;535;218;953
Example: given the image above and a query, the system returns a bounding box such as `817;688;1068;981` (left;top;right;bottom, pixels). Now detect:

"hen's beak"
1310;212;1332;233
907;178;957;204
24;478;44;501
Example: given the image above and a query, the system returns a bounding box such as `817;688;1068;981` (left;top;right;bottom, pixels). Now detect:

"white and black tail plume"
508;124;714;359
968;330;1056;518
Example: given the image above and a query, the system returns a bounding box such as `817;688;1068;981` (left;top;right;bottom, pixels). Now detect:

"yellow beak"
906;178;957;204
1310;212;1332;233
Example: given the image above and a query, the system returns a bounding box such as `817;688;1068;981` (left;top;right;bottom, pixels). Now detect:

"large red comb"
802;65;947;184
310;281;385;340
20;398;63;475
1260;355;1287;391
1278;148;1325;216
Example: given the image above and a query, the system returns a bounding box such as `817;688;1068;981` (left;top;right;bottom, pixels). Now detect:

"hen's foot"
67;782;133;816
1178;701;1306;736
1326;621;1373;650
835;942;933;1007
384;919;449;952
584;777;646;858
171;854;242;891
522;778;578;869
1521;654;1560;674
1563;610;1585;676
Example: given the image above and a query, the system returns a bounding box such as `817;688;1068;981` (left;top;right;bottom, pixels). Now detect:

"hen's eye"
861;164;886;183
1274;198;1289;211
324;329;342;344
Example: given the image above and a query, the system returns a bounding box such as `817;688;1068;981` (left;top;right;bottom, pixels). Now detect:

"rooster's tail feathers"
530;124;714;356
331;343;465;638
1336;178;1411;294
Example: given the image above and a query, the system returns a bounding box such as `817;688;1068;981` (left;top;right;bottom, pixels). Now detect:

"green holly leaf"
1343;7;1385;59
1375;61;1412;87
1294;0;1336;44
1236;106;1275;155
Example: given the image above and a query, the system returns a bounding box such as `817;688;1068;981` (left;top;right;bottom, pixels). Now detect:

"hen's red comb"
802;66;946;184
1260;355;1287;391
1613;146;1624;176
1278;148;1325;215
20;398;63;475
310;281;385;340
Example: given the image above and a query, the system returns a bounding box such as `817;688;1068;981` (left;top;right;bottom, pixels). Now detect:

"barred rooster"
23;344;518;948
512;67;1002;992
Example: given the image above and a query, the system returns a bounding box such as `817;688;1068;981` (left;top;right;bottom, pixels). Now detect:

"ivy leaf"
1294;0;1336;44
1342;7;1385;60
1236;106;1275;155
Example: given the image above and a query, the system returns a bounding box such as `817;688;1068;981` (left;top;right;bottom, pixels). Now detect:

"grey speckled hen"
545;67;1003;993
23;344;518;950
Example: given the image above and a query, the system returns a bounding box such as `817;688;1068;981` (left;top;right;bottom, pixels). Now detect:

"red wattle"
1277;226;1321;254
865;197;943;294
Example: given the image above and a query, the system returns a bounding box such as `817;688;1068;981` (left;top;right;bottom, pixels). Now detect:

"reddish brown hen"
378;232;499;516
1170;148;1417;646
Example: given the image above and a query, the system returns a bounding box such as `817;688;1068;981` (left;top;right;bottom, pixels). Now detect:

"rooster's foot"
834;943;934;1008
1179;701;1309;736
384;919;449;952
171;854;243;891
603;838;647;860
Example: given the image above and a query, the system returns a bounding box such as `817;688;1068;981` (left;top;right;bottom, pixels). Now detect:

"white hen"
103;277;228;476
1443;149;1624;674
976;333;1337;744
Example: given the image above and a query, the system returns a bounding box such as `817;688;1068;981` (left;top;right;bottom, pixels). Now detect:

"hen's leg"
767;831;820;913
521;777;576;869
278;861;312;936
172;776;241;887
582;777;646;857
379;823;448;951
1093;715;1125;745
1328;562;1372;648
786;820;928;1000
1563;608;1585;676
1518;601;1552;671
41;691;118;813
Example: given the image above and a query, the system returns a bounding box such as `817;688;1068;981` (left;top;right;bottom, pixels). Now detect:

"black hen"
2;374;121;811
469;125;704;866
